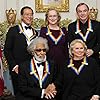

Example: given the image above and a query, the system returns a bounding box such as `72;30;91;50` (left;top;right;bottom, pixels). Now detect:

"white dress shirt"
21;22;33;45
33;57;45;98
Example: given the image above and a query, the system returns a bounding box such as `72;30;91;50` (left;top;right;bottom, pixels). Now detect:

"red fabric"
0;78;4;96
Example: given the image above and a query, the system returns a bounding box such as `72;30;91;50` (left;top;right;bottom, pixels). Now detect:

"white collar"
21;22;31;30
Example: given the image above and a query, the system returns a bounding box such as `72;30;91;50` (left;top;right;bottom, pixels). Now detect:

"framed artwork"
35;0;69;12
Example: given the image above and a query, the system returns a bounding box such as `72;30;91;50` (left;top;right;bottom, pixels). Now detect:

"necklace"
68;57;88;75
75;19;93;42
46;26;65;45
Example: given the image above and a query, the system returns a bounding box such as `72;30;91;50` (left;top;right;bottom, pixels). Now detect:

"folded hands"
44;83;57;99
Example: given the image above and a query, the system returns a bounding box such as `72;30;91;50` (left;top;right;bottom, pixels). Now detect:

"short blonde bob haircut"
69;39;87;58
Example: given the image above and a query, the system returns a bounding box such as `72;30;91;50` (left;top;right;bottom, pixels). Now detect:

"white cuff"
41;89;45;98
12;65;19;71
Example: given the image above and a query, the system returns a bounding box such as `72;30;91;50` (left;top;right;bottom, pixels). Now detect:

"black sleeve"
4;26;17;70
68;23;76;45
18;62;42;97
40;27;47;38
92;21;100;53
93;59;100;95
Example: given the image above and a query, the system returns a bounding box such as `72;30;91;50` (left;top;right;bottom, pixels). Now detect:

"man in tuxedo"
68;3;100;63
4;6;38;96
16;37;57;100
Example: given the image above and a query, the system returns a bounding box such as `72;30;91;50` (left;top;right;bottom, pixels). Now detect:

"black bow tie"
37;62;45;67
25;26;32;30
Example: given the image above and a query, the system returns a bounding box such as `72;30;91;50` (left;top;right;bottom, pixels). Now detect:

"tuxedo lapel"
18;23;38;42
29;59;50;88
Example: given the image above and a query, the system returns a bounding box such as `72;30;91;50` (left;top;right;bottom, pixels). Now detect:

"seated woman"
16;37;57;100
51;39;100;100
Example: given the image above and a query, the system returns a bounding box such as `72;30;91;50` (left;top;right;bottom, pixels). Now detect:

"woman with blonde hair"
40;8;69;79
52;39;100;100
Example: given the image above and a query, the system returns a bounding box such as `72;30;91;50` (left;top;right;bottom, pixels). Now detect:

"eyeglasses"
35;49;46;52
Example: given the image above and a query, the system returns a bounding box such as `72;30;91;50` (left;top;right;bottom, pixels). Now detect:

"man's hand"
90;95;100;100
12;65;19;74
44;83;57;99
86;49;94;57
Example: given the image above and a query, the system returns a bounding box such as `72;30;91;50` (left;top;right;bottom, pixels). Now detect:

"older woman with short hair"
53;39;100;100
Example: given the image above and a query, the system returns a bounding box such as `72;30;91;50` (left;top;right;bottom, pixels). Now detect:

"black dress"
55;57;100;100
40;27;69;74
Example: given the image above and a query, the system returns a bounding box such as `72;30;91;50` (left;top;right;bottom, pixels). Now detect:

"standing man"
4;6;38;96
68;3;100;62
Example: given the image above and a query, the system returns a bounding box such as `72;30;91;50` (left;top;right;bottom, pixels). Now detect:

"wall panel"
0;0;100;22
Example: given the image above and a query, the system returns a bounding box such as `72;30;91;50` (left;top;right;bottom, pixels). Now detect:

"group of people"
2;2;100;100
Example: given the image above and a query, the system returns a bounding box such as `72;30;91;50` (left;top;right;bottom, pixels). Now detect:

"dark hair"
20;6;33;15
76;3;89;12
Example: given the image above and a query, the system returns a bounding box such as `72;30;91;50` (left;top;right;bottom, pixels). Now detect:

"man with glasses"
4;6;38;96
16;37;57;100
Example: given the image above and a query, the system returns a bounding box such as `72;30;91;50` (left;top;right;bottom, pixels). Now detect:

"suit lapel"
29;59;50;88
18;23;38;42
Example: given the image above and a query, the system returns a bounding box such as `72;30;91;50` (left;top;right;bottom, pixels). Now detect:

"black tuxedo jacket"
16;59;57;100
4;24;38;72
68;20;100;56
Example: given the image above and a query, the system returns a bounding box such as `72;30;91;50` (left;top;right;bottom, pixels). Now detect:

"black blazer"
4;24;38;72
68;20;100;55
16;59;57;100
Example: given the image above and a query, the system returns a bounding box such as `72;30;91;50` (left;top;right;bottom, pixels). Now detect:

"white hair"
27;37;49;55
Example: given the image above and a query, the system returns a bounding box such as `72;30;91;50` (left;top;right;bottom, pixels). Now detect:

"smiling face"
47;9;59;25
72;42;85;60
21;8;33;25
76;4;89;23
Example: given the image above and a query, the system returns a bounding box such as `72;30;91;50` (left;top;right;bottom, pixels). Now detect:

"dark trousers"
10;72;19;96
67;94;91;100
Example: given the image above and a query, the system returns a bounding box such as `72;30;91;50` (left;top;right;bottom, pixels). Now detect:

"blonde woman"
52;39;100;100
40;8;69;77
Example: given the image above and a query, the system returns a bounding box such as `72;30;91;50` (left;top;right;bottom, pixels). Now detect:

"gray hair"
69;39;87;58
27;37;49;55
